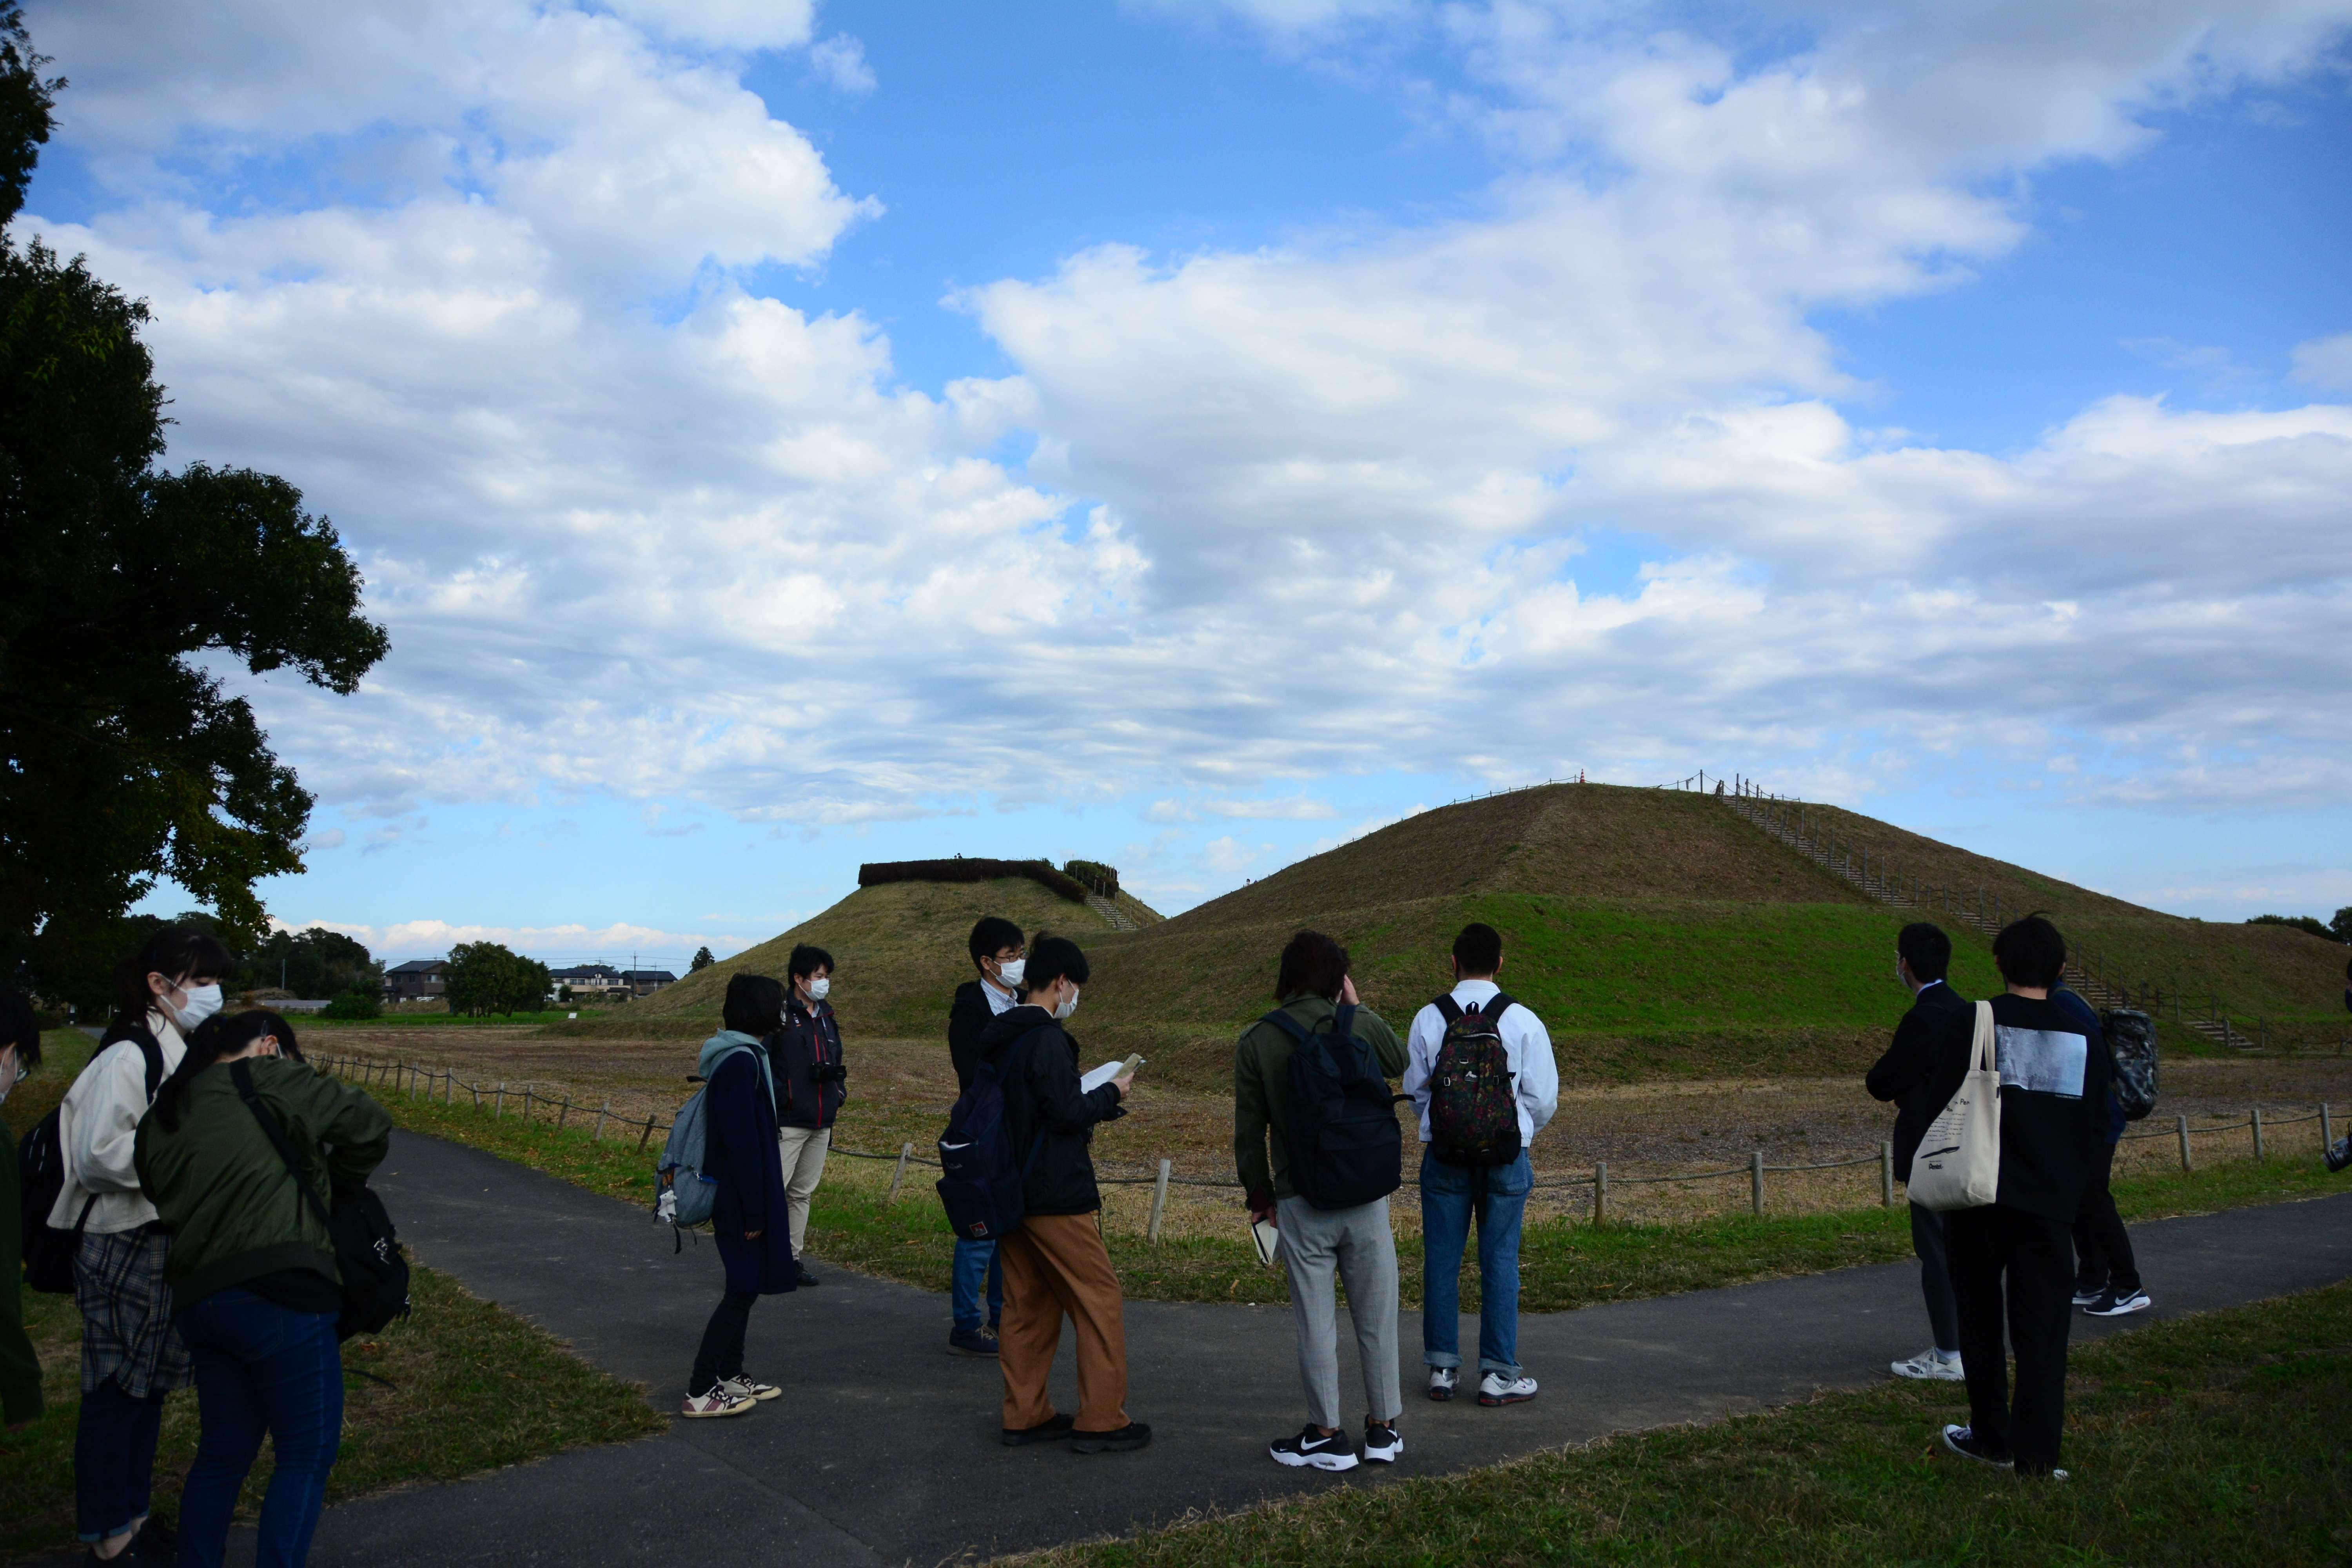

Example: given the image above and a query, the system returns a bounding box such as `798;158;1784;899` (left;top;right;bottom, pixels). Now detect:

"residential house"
384;958;448;1004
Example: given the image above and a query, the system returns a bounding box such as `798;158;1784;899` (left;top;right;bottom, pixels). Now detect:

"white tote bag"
1907;1000;2002;1212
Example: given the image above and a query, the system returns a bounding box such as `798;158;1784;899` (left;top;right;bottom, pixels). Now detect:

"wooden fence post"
1750;1149;1765;1215
555;1098;570;1132
2250;1105;2264;1161
638;1117;657;1152
1147;1160;1171;1243
2176;1114;2192;1172
445;1069;454;1105
593;1102;610;1141
1880;1142;1895;1208
2323;1103;2334;1151
522;1088;534;1122
495;1082;505;1118
886;1141;914;1205
1593;1161;1608;1224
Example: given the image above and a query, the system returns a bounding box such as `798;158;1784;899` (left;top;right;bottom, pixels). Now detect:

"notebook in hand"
1079;1053;1145;1094
1251;1216;1280;1268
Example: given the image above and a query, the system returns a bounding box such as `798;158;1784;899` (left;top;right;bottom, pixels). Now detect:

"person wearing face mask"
1865;922;1973;1383
771;944;845;1286
971;933;1148;1453
134;1011;391;1568
2;989;47;1434
943;916;1025;1355
52;926;234;1565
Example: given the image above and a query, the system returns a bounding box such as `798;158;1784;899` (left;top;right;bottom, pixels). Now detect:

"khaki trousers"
776;1125;830;1257
997;1213;1129;1433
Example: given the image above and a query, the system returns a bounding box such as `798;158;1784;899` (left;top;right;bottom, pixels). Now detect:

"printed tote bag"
1907;1000;2001;1211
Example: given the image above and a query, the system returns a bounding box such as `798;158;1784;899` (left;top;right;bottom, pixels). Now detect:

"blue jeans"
951;1236;1003;1333
74;1377;167;1542
1419;1150;1532;1376
174;1289;345;1568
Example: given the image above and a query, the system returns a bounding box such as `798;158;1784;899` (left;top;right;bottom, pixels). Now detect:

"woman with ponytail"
136;1009;389;1568
51;925;232;1565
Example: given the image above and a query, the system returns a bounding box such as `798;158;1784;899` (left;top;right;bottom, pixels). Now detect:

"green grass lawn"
356;1065;2352;1311
1;1264;666;1559
1014;1281;2352;1567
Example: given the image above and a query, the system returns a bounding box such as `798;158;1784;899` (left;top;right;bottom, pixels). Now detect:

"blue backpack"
1270;1004;1404;1211
935;1038;1044;1242
655;1042;755;1243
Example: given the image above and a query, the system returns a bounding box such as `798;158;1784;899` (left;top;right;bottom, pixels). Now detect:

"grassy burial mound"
620;872;1163;1039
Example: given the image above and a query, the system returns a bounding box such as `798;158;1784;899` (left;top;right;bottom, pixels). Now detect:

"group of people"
2;927;395;1568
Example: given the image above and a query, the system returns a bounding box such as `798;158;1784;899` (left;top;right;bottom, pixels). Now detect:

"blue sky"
16;0;2352;971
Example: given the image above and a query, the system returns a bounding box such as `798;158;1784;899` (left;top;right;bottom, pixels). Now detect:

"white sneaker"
717;1374;781;1402
680;1388;755;1419
1890;1348;1965;1381
1477;1370;1537;1406
1426;1367;1458;1401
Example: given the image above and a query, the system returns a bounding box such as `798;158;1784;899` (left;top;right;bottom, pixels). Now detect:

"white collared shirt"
981;975;1017;1016
1403;978;1559;1146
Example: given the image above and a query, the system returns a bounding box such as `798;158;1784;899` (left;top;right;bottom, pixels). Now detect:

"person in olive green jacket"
1;989;45;1431
134;1010;390;1568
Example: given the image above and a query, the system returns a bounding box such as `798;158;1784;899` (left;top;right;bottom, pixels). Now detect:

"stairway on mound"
1720;791;2257;1051
1087;894;1137;932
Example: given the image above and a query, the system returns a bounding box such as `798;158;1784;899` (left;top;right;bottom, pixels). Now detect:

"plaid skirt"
75;1225;192;1397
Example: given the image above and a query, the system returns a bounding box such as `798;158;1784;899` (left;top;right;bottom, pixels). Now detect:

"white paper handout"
1079;1053;1145;1094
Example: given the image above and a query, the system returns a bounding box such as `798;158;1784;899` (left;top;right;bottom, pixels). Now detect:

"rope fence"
317;1051;2343;1238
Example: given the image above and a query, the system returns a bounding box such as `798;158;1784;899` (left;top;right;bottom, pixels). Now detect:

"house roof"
387;958;446;975
621;969;677;984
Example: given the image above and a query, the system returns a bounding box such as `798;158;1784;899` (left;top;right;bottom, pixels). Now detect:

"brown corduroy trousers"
998;1212;1130;1433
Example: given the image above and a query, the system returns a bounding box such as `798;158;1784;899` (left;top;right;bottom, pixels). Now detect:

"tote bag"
1907;1000;2001;1212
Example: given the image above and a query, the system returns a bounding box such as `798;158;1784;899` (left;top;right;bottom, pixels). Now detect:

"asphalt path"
229;1133;2352;1564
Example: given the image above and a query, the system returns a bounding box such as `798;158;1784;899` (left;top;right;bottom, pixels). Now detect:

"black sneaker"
1941;1424;2014;1469
947;1326;1000;1357
2085;1287;2151;1317
2328;1136;2352;1174
1000;1412;1075;1446
795;1263;822;1287
1361;1419;1403;1464
129;1518;177;1564
2070;1282;2106;1307
1071;1421;1152;1454
1270;1424;1358;1471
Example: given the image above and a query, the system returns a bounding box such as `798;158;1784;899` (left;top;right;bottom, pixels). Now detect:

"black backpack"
232;1061;411;1340
19;1033;164;1294
1270;1004;1404;1211
2100;1008;2159;1121
934;1036;1045;1243
1426;993;1524;1169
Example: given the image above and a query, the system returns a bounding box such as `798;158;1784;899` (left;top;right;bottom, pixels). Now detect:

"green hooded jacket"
134;1057;393;1309
1233;994;1406;1205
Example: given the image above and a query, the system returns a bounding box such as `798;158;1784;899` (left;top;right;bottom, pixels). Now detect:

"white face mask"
170;981;224;1032
805;976;830;1003
1053;987;1081;1021
995;958;1025;990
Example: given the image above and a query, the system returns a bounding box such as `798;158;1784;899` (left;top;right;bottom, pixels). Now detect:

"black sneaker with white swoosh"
1270;1424;1359;1471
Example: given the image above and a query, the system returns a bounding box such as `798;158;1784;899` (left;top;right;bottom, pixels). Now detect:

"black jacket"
1920;991;2112;1225
947;979;1012;1094
770;1000;845;1131
976;1005;1124;1216
1866;979;1972;1176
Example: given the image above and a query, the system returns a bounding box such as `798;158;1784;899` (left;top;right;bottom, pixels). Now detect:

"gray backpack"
655;1043;753;1240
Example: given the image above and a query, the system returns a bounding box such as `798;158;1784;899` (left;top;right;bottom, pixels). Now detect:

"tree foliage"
445;942;552;1018
244;926;382;999
690;945;715;973
0;11;386;999
2249;914;2339;942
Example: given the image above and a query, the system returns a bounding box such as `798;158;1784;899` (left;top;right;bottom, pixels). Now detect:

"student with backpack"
2054;985;2149;1319
2;989;43;1432
969;935;1148;1452
942;916;1024;1356
1866;922;1972;1382
132;1010;392;1568
680;975;799;1419
772;945;845;1287
51;926;232;1564
1234;930;1408;1471
1402;922;1558;1408
1929;915;2112;1479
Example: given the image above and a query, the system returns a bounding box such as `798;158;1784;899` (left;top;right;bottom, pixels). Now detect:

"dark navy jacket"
976;1006;1124;1216
706;1046;798;1294
771;1000;845;1131
1866;978;1972;1177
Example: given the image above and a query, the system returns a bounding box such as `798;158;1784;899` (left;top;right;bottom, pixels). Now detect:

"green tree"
690;945;715;973
0;9;387;998
2332;907;2352;945
2249;914;2334;941
242;926;381;999
445;942;549;1017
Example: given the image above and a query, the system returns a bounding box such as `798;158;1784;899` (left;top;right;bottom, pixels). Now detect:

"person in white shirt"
56;925;233;1565
1401;922;1559;1407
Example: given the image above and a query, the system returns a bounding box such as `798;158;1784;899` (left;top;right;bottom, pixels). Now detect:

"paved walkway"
283;1136;2352;1564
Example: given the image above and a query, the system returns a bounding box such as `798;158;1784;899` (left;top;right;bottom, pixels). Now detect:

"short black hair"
1274;930;1349;1002
723;973;786;1036
968;917;1024;969
1022;933;1089;997
0;988;39;1070
1993;914;2066;990
788;944;833;980
1452;923;1503;976
1897;922;1951;982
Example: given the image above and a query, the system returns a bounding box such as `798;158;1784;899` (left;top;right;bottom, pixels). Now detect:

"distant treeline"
858;857;1112;904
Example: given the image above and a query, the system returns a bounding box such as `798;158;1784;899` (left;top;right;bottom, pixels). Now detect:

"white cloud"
809;34;876;93
2292;331;2352;391
270;915;750;964
604;0;815;52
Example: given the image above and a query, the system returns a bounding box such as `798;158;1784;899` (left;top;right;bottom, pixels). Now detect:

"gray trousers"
1275;1195;1402;1430
1911;1200;1961;1354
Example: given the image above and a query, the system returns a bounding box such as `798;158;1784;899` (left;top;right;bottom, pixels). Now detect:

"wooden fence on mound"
318;1053;2345;1240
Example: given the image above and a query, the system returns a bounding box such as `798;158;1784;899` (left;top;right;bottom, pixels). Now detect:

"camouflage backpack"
1427;993;1523;1168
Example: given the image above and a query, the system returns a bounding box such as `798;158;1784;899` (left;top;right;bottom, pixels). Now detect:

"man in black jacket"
1930;915;2112;1479
1865;922;1971;1381
773;944;844;1287
976;935;1149;1454
943;916;1024;1355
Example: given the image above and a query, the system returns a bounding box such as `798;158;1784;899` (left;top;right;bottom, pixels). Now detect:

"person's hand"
1111;1072;1135;1100
1338;974;1360;1006
1249;1200;1278;1229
